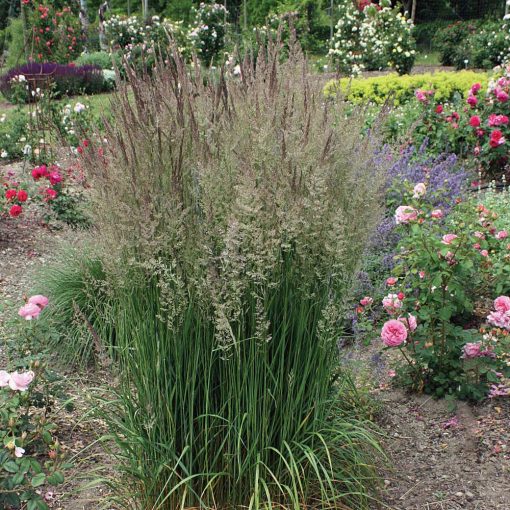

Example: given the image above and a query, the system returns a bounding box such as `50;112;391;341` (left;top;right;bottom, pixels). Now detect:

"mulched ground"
1;217;509;510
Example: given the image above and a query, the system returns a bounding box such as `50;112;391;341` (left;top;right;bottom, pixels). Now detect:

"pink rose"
470;83;482;95
496;90;509;102
473;243;481;250
488;114;509;127
419;271;426;279
462;342;482;359
48;171;62;186
442;234;458;245
28;295;49;309
469;115;480;127
382;294;403;314
490;130;506;148
18;303;41;320
8;371;35;392
474;231;485;239
431;209;443;219
496;230;508;240
360;296;373;306
381;319;408;347
480;249;489;257
494;296;510;313
388;369;396;378
0;370;10;387
395;206;418;225
386;277;398;286
467;95;478;107
413;183;426;198
488;310;510;330
398;314;417;332
415;90;427;102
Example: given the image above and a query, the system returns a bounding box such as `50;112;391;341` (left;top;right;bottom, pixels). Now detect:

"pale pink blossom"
388;369;396;378
419;271;426;279
386;277;398;286
398;314;417;332
442;234;458;245
462;342;482;359
381;319;408;347
27;295;49;310
14;446;25;458
412;183;426;198
431;209;443;219
8;371;35;392
0;370;10;387
487;310;510;330
18;303;41;320
474;231;485;239
480;249;489;257
496;230;509;240
494;296;510;313
360;296;373;306
382;294;403;314
395;206;418;225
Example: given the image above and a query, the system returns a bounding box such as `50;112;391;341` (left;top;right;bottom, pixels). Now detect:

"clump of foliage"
329;0;416;76
324;70;489;105
76;44;388;509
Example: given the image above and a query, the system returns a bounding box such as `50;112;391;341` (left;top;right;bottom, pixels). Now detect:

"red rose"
9;204;22;217
5;188;17;200
489;130;505;148
397;292;405;301
17;189;28;202
77;146;83;154
469;115;480;127
435;105;443;114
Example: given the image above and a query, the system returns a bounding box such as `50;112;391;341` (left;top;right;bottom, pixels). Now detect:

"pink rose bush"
0;295;67;506
411;65;510;180
374;183;510;400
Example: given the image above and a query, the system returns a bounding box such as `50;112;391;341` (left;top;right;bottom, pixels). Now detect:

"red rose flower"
17;189;28;202
9;204;22;217
5;188;17;200
44;188;57;201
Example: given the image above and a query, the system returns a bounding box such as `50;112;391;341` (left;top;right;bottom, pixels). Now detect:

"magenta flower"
18;303;41;320
381;319;408;347
8;371;35;392
467;95;478;107
496;90;509;103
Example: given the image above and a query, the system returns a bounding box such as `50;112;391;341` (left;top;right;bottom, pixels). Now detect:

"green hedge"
324;71;489;105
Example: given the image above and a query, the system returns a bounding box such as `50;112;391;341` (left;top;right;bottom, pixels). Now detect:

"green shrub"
80;47;388;509
324;70;489;105
433;20;480;67
75;51;114;70
412;21;451;50
4;19;27;69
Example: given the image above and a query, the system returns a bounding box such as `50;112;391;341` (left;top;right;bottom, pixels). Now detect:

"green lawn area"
414;51;441;67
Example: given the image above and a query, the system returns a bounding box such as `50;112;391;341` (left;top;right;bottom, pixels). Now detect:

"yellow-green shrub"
324;71;489;105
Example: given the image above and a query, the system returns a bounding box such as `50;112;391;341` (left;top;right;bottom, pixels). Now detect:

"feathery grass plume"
82;40;389;509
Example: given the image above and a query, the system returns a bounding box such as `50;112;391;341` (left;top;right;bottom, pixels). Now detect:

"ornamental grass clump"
84;43;388;509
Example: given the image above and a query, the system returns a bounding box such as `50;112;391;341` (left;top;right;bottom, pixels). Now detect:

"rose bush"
369;184;510;400
1;295;67;510
329;0;415;76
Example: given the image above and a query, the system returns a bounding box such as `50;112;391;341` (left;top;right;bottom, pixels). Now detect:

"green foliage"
412;20;451;50
74;51;114;70
34;249;112;365
4;18;27;69
0;362;67;509
324;70;489;105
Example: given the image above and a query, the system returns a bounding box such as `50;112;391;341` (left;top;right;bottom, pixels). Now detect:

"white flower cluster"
329;0;416;77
